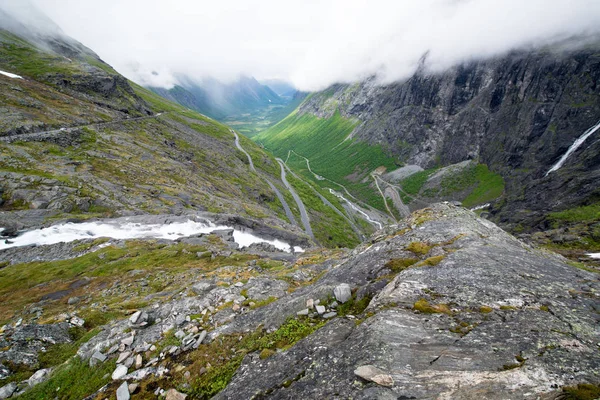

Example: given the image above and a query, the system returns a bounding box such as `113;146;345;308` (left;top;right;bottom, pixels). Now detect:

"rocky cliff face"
299;45;600;229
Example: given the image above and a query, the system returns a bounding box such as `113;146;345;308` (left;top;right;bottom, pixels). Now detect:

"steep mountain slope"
256;44;600;241
0;9;597;400
0;24;360;248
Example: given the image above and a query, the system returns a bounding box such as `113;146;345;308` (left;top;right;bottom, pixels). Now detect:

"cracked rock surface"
214;204;599;399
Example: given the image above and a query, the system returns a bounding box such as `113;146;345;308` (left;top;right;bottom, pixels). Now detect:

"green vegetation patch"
413;299;452;314
255;110;398;210
18;357;116;400
285;171;360;248
0;32;77;79
548;203;600;225
186;317;326;399
461;164;505;207
406;241;432;255
384;258;419;273
399;168;438;203
406;163;504;207
561;383;600;400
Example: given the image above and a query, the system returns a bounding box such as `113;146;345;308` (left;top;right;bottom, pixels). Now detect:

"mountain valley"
0;4;598;400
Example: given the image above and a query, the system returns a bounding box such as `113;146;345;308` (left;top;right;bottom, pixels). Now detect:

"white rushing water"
588;253;600;259
0;220;303;253
0;69;23;79
470;203;490;211
546;120;600;176
328;189;383;229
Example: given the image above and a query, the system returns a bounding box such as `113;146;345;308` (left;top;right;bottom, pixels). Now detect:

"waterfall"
546;120;600;176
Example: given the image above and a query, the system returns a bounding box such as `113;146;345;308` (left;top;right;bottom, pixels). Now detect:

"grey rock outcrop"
213;204;599;399
333;283;351;303
0;382;17;400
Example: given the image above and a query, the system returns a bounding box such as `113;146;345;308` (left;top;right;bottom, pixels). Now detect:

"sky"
5;0;600;91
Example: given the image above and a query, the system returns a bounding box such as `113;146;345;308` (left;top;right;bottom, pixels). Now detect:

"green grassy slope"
254;110;398;209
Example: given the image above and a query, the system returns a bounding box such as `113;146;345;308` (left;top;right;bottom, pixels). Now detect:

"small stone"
333;283;352;303
28;369;51;387
124;356;135;368
107;344;119;355
323;312;337;319
112;364;128;380
197;330;207;346
129;311;148;327
129;311;142;324
121;335;134;347
330;301;338;308
69;316;85;327
117;351;132;364
190;326;199;334
165;388;188;400
315;305;326;314
90;351;107;366
135;354;143;369
116;381;130;400
232;304;240;312
184;371;191;380
354;365;394;387
67;297;80;305
175;315;186;326
175;330;185;339
0;382;17;399
145;357;159;367
296;308;309;316
192;282;215;296
306;299;314;309
128;383;138;394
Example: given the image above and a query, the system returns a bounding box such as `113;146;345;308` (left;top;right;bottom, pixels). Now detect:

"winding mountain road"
281;161;365;241
372;174;396;222
0;113;167;143
230;129;298;227
276;158;314;239
286;149;389;229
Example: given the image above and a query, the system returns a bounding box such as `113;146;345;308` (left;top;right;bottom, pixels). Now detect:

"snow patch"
0;69;23;79
0;220;303;253
587;253;600;259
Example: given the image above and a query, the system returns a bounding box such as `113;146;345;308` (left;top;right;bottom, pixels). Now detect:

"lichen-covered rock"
213;204;599;399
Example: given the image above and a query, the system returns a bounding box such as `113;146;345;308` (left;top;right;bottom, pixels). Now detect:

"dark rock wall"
299;47;600;227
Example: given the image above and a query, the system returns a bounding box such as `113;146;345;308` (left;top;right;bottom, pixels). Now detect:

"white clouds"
17;0;600;90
